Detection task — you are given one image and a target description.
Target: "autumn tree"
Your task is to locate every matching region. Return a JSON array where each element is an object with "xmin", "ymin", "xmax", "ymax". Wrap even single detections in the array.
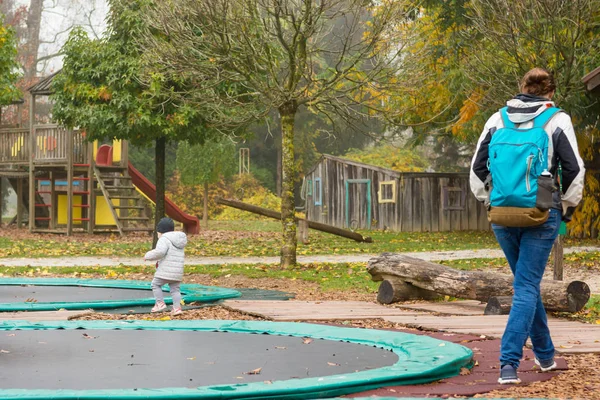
[
  {"xmin": 464, "ymin": 0, "xmax": 600, "ymax": 237},
  {"xmin": 51, "ymin": 0, "xmax": 218, "ymax": 245},
  {"xmin": 144, "ymin": 0, "xmax": 420, "ymax": 266}
]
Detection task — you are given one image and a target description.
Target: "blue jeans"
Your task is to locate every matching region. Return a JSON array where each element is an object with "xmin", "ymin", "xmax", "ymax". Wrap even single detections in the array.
[{"xmin": 492, "ymin": 208, "xmax": 560, "ymax": 368}]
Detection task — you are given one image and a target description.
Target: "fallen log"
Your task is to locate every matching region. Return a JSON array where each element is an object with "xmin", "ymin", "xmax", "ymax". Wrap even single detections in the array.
[
  {"xmin": 216, "ymin": 197, "xmax": 372, "ymax": 243},
  {"xmin": 368, "ymin": 253, "xmax": 590, "ymax": 313}
]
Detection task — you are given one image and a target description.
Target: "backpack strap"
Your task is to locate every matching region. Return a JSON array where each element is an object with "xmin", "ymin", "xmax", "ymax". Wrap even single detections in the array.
[
  {"xmin": 499, "ymin": 107, "xmax": 515, "ymax": 129},
  {"xmin": 533, "ymin": 106, "xmax": 561, "ymax": 129}
]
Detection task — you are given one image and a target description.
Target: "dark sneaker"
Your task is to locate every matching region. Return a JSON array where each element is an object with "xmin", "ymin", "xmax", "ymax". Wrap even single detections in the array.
[
  {"xmin": 498, "ymin": 364, "xmax": 521, "ymax": 384},
  {"xmin": 535, "ymin": 357, "xmax": 557, "ymax": 372}
]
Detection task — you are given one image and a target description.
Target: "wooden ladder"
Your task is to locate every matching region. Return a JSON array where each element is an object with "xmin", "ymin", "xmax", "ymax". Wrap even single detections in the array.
[{"xmin": 93, "ymin": 165, "xmax": 153, "ymax": 235}]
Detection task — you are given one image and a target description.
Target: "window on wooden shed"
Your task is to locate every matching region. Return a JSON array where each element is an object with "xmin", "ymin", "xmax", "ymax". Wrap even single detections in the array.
[
  {"xmin": 314, "ymin": 178, "xmax": 322, "ymax": 206},
  {"xmin": 378, "ymin": 180, "xmax": 396, "ymax": 203},
  {"xmin": 306, "ymin": 179, "xmax": 312, "ymax": 196},
  {"xmin": 442, "ymin": 186, "xmax": 465, "ymax": 210}
]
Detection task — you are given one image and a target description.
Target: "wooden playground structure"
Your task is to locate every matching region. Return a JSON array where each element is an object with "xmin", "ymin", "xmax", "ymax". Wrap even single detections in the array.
[{"xmin": 0, "ymin": 74, "xmax": 199, "ymax": 236}]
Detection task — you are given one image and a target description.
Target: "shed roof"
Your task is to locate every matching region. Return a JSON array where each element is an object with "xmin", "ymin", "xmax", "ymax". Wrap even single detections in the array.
[
  {"xmin": 27, "ymin": 70, "xmax": 61, "ymax": 96},
  {"xmin": 582, "ymin": 66, "xmax": 600, "ymax": 92},
  {"xmin": 306, "ymin": 154, "xmax": 468, "ymax": 179}
]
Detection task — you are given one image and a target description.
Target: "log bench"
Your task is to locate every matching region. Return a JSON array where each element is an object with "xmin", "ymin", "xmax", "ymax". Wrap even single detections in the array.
[{"xmin": 367, "ymin": 253, "xmax": 590, "ymax": 313}]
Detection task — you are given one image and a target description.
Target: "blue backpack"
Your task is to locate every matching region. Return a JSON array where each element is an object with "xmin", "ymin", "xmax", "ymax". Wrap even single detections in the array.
[{"xmin": 486, "ymin": 106, "xmax": 560, "ymax": 227}]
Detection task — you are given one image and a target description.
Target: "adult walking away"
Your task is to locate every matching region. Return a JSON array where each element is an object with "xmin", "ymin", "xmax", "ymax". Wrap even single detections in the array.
[{"xmin": 470, "ymin": 68, "xmax": 585, "ymax": 384}]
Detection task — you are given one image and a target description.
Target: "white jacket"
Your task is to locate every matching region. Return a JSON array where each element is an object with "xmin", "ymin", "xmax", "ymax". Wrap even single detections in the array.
[{"xmin": 144, "ymin": 231, "xmax": 188, "ymax": 281}]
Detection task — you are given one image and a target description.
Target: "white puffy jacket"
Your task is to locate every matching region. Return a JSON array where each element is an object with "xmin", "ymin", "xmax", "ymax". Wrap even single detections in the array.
[{"xmin": 144, "ymin": 231, "xmax": 188, "ymax": 281}]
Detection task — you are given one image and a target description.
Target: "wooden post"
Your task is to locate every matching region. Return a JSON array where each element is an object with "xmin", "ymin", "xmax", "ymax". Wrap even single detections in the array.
[
  {"xmin": 87, "ymin": 141, "xmax": 95, "ymax": 234},
  {"xmin": 28, "ymin": 95, "xmax": 35, "ymax": 232},
  {"xmin": 296, "ymin": 218, "xmax": 309, "ymax": 244},
  {"xmin": 66, "ymin": 129, "xmax": 74, "ymax": 236},
  {"xmin": 49, "ymin": 172, "xmax": 56, "ymax": 230},
  {"xmin": 0, "ymin": 177, "xmax": 3, "ymax": 227},
  {"xmin": 16, "ymin": 177, "xmax": 23, "ymax": 229},
  {"xmin": 553, "ymin": 236, "xmax": 564, "ymax": 281}
]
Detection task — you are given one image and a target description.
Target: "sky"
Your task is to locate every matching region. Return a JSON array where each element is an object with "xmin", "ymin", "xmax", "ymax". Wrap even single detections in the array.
[{"xmin": 15, "ymin": 0, "xmax": 109, "ymax": 74}]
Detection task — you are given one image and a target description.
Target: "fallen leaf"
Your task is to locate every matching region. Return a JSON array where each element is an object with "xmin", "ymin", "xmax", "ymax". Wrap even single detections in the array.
[
  {"xmin": 327, "ymin": 362, "xmax": 340, "ymax": 366},
  {"xmin": 559, "ymin": 345, "xmax": 574, "ymax": 349},
  {"xmin": 6, "ymin": 334, "xmax": 15, "ymax": 337},
  {"xmin": 302, "ymin": 338, "xmax": 313, "ymax": 345},
  {"xmin": 245, "ymin": 367, "xmax": 262, "ymax": 375},
  {"xmin": 479, "ymin": 335, "xmax": 487, "ymax": 339},
  {"xmin": 82, "ymin": 333, "xmax": 97, "ymax": 339},
  {"xmin": 89, "ymin": 349, "xmax": 95, "ymax": 352},
  {"xmin": 187, "ymin": 357, "xmax": 196, "ymax": 361},
  {"xmin": 460, "ymin": 367, "xmax": 471, "ymax": 376},
  {"xmin": 0, "ymin": 349, "xmax": 10, "ymax": 353},
  {"xmin": 274, "ymin": 346, "xmax": 287, "ymax": 350},
  {"xmin": 439, "ymin": 343, "xmax": 446, "ymax": 347},
  {"xmin": 263, "ymin": 380, "xmax": 272, "ymax": 384}
]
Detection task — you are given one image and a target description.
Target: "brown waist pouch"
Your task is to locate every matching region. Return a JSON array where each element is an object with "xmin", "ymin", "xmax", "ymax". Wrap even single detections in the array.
[{"xmin": 488, "ymin": 207, "xmax": 549, "ymax": 227}]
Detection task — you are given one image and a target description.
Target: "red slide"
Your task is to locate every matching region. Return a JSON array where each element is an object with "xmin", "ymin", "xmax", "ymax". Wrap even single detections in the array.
[{"xmin": 128, "ymin": 162, "xmax": 200, "ymax": 234}]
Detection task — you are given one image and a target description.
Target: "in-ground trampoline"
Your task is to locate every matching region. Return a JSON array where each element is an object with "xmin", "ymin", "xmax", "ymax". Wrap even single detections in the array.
[
  {"xmin": 0, "ymin": 320, "xmax": 473, "ymax": 399},
  {"xmin": 0, "ymin": 278, "xmax": 241, "ymax": 311}
]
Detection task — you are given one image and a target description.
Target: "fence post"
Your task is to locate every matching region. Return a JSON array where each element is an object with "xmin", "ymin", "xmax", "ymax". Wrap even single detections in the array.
[{"xmin": 553, "ymin": 235, "xmax": 564, "ymax": 281}]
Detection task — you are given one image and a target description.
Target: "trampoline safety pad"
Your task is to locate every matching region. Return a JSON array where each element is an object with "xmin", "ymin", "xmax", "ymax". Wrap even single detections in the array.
[
  {"xmin": 0, "ymin": 320, "xmax": 473, "ymax": 399},
  {"xmin": 0, "ymin": 278, "xmax": 240, "ymax": 311}
]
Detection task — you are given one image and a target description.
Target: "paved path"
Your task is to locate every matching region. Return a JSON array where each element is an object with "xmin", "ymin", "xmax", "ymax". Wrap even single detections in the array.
[{"xmin": 0, "ymin": 246, "xmax": 598, "ymax": 267}]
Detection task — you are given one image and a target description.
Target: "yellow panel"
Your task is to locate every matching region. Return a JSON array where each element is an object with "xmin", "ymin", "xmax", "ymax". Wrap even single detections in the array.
[
  {"xmin": 57, "ymin": 195, "xmax": 83, "ymax": 225},
  {"xmin": 95, "ymin": 196, "xmax": 119, "ymax": 225},
  {"xmin": 112, "ymin": 139, "xmax": 121, "ymax": 163},
  {"xmin": 93, "ymin": 140, "xmax": 98, "ymax": 161}
]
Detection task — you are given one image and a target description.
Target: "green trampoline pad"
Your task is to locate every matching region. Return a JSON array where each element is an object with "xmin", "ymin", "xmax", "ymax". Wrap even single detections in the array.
[
  {"xmin": 0, "ymin": 278, "xmax": 240, "ymax": 311},
  {"xmin": 0, "ymin": 320, "xmax": 473, "ymax": 399}
]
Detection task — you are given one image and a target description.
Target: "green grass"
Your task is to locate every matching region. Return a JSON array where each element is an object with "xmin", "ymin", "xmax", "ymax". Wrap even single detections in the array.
[{"xmin": 0, "ymin": 262, "xmax": 379, "ymax": 294}]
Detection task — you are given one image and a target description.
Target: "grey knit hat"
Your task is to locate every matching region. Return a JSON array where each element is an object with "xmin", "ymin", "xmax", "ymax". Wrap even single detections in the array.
[{"xmin": 156, "ymin": 217, "xmax": 175, "ymax": 233}]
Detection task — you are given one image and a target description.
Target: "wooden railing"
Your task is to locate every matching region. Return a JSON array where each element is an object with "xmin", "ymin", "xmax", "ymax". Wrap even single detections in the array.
[
  {"xmin": 0, "ymin": 125, "xmax": 90, "ymax": 166},
  {"xmin": 0, "ymin": 128, "xmax": 29, "ymax": 164},
  {"xmin": 32, "ymin": 124, "xmax": 69, "ymax": 163}
]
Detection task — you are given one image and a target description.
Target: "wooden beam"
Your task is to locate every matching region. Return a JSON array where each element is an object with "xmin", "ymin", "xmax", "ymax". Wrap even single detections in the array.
[
  {"xmin": 16, "ymin": 177, "xmax": 23, "ymax": 229},
  {"xmin": 216, "ymin": 197, "xmax": 372, "ymax": 243},
  {"xmin": 88, "ymin": 141, "xmax": 95, "ymax": 234},
  {"xmin": 66, "ymin": 129, "xmax": 74, "ymax": 236},
  {"xmin": 28, "ymin": 95, "xmax": 35, "ymax": 232}
]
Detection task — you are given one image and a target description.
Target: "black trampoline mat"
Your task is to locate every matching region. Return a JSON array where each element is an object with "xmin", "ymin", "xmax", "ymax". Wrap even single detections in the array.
[
  {"xmin": 1, "ymin": 330, "xmax": 398, "ymax": 390},
  {"xmin": 0, "ymin": 285, "xmax": 155, "ymax": 303}
]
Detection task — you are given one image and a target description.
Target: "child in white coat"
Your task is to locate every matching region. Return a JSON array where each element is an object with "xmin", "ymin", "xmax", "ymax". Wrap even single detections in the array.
[{"xmin": 144, "ymin": 217, "xmax": 188, "ymax": 315}]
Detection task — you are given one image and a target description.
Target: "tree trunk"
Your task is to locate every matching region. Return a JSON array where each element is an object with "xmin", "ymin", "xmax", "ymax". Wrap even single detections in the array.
[
  {"xmin": 216, "ymin": 197, "xmax": 372, "ymax": 243},
  {"xmin": 203, "ymin": 181, "xmax": 208, "ymax": 228},
  {"xmin": 153, "ymin": 136, "xmax": 166, "ymax": 248},
  {"xmin": 24, "ymin": 0, "xmax": 43, "ymax": 80},
  {"xmin": 368, "ymin": 253, "xmax": 590, "ymax": 312},
  {"xmin": 279, "ymin": 102, "xmax": 298, "ymax": 267},
  {"xmin": 276, "ymin": 144, "xmax": 282, "ymax": 197}
]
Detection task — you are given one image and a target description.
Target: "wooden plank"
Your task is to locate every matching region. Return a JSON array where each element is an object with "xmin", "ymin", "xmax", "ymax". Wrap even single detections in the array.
[
  {"xmin": 398, "ymin": 300, "xmax": 486, "ymax": 316},
  {"xmin": 223, "ymin": 300, "xmax": 426, "ymax": 321},
  {"xmin": 413, "ymin": 179, "xmax": 422, "ymax": 232},
  {"xmin": 0, "ymin": 310, "xmax": 92, "ymax": 321},
  {"xmin": 439, "ymin": 178, "xmax": 450, "ymax": 231},
  {"xmin": 421, "ymin": 177, "xmax": 432, "ymax": 232},
  {"xmin": 402, "ymin": 177, "xmax": 412, "ymax": 231}
]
